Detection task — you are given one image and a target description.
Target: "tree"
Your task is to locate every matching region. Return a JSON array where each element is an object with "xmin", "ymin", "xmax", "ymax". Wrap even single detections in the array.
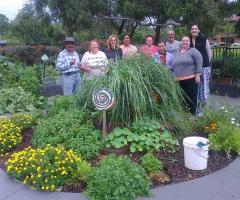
[
  {"xmin": 33, "ymin": 0, "xmax": 111, "ymax": 35},
  {"xmin": 0, "ymin": 14, "xmax": 10, "ymax": 35}
]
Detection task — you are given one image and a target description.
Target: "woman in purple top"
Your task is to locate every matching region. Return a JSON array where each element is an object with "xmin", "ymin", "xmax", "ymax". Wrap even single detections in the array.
[{"xmin": 103, "ymin": 35, "xmax": 123, "ymax": 61}]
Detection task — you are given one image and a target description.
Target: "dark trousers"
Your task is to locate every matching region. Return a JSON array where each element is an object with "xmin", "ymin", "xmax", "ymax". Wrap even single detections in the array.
[{"xmin": 179, "ymin": 78, "xmax": 199, "ymax": 115}]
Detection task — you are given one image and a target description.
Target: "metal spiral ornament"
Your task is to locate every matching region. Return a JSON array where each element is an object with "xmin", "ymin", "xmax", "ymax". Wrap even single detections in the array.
[{"xmin": 92, "ymin": 88, "xmax": 115, "ymax": 110}]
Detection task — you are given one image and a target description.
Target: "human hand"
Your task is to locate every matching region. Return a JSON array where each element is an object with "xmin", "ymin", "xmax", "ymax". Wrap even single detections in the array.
[
  {"xmin": 70, "ymin": 59, "xmax": 76, "ymax": 65},
  {"xmin": 195, "ymin": 75, "xmax": 200, "ymax": 84}
]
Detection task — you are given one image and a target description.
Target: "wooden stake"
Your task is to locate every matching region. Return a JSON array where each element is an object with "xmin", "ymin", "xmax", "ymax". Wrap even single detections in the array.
[{"xmin": 102, "ymin": 110, "xmax": 107, "ymax": 136}]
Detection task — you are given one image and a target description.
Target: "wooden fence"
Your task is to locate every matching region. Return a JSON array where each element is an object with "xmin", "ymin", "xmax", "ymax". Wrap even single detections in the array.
[{"xmin": 211, "ymin": 47, "xmax": 240, "ymax": 60}]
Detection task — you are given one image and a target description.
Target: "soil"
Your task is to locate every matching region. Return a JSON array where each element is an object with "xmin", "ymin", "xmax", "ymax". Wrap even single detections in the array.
[{"xmin": 0, "ymin": 129, "xmax": 237, "ymax": 192}]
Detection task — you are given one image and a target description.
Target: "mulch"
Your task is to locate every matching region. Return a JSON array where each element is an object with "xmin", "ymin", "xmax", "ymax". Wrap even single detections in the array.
[{"xmin": 0, "ymin": 128, "xmax": 237, "ymax": 192}]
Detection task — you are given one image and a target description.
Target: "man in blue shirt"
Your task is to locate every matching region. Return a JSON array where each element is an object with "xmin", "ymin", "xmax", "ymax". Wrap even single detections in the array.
[{"xmin": 56, "ymin": 37, "xmax": 81, "ymax": 96}]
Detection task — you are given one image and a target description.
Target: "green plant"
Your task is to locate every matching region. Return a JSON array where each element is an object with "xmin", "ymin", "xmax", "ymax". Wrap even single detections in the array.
[
  {"xmin": 10, "ymin": 114, "xmax": 36, "ymax": 129},
  {"xmin": 141, "ymin": 153, "xmax": 163, "ymax": 174},
  {"xmin": 32, "ymin": 108, "xmax": 103, "ymax": 160},
  {"xmin": 86, "ymin": 155, "xmax": 150, "ymax": 200},
  {"xmin": 130, "ymin": 117, "xmax": 178, "ymax": 153},
  {"xmin": 209, "ymin": 121, "xmax": 240, "ymax": 154},
  {"xmin": 0, "ymin": 117, "xmax": 22, "ymax": 156},
  {"xmin": 0, "ymin": 87, "xmax": 37, "ymax": 114},
  {"xmin": 104, "ymin": 127, "xmax": 134, "ymax": 148},
  {"xmin": 47, "ymin": 95, "xmax": 76, "ymax": 116},
  {"xmin": 5, "ymin": 146, "xmax": 91, "ymax": 191},
  {"xmin": 76, "ymin": 55, "xmax": 187, "ymax": 133}
]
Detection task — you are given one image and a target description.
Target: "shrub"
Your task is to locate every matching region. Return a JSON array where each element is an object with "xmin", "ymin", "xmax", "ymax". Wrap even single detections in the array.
[
  {"xmin": 86, "ymin": 155, "xmax": 150, "ymax": 200},
  {"xmin": 32, "ymin": 109, "xmax": 102, "ymax": 160},
  {"xmin": 76, "ymin": 55, "xmax": 188, "ymax": 133},
  {"xmin": 47, "ymin": 95, "xmax": 76, "ymax": 116},
  {"xmin": 10, "ymin": 114, "xmax": 36, "ymax": 129},
  {"xmin": 0, "ymin": 87, "xmax": 42, "ymax": 114},
  {"xmin": 5, "ymin": 146, "xmax": 91, "ymax": 191},
  {"xmin": 141, "ymin": 153, "xmax": 163, "ymax": 174},
  {"xmin": 0, "ymin": 45, "xmax": 60, "ymax": 65},
  {"xmin": 0, "ymin": 117, "xmax": 22, "ymax": 156}
]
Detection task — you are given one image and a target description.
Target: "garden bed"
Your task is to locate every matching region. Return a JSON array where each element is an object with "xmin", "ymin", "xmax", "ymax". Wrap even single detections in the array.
[{"xmin": 0, "ymin": 128, "xmax": 236, "ymax": 192}]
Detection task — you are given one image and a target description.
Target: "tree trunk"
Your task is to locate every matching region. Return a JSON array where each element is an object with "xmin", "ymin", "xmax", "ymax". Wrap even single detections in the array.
[
  {"xmin": 118, "ymin": 20, "xmax": 125, "ymax": 35},
  {"xmin": 154, "ymin": 25, "xmax": 161, "ymax": 45}
]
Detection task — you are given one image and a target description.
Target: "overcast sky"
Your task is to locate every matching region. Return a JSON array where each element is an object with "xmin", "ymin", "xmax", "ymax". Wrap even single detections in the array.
[{"xmin": 0, "ymin": 0, "xmax": 27, "ymax": 20}]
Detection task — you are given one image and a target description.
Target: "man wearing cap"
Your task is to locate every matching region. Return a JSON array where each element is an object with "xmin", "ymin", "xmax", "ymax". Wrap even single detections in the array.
[{"xmin": 56, "ymin": 37, "xmax": 81, "ymax": 95}]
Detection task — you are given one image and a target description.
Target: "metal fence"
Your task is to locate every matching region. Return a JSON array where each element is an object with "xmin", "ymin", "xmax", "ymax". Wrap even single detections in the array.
[{"xmin": 211, "ymin": 47, "xmax": 240, "ymax": 60}]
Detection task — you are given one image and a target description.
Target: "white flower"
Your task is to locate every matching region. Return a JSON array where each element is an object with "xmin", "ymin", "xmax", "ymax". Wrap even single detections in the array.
[
  {"xmin": 220, "ymin": 106, "xmax": 225, "ymax": 109},
  {"xmin": 231, "ymin": 121, "xmax": 236, "ymax": 125},
  {"xmin": 236, "ymin": 123, "xmax": 240, "ymax": 127},
  {"xmin": 231, "ymin": 118, "xmax": 236, "ymax": 121}
]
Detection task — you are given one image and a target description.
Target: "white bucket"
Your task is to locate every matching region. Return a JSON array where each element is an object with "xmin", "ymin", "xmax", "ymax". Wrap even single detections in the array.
[{"xmin": 183, "ymin": 136, "xmax": 209, "ymax": 170}]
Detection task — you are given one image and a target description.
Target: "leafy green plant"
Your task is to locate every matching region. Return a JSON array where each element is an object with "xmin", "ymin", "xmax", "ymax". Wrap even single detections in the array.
[
  {"xmin": 86, "ymin": 155, "xmax": 150, "ymax": 200},
  {"xmin": 32, "ymin": 108, "xmax": 103, "ymax": 160},
  {"xmin": 76, "ymin": 55, "xmax": 188, "ymax": 133},
  {"xmin": 104, "ymin": 127, "xmax": 134, "ymax": 148},
  {"xmin": 5, "ymin": 146, "xmax": 91, "ymax": 191},
  {"xmin": 141, "ymin": 153, "xmax": 163, "ymax": 174},
  {"xmin": 0, "ymin": 87, "xmax": 38, "ymax": 114},
  {"xmin": 47, "ymin": 95, "xmax": 76, "ymax": 116},
  {"xmin": 130, "ymin": 117, "xmax": 178, "ymax": 153},
  {"xmin": 10, "ymin": 113, "xmax": 36, "ymax": 130}
]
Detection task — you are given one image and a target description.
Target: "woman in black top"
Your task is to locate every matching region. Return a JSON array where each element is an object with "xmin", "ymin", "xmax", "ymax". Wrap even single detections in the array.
[{"xmin": 190, "ymin": 24, "xmax": 212, "ymax": 111}]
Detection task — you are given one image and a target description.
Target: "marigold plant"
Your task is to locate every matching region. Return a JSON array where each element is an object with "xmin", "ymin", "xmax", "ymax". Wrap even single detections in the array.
[
  {"xmin": 5, "ymin": 146, "xmax": 91, "ymax": 191},
  {"xmin": 11, "ymin": 114, "xmax": 35, "ymax": 129},
  {"xmin": 0, "ymin": 117, "xmax": 22, "ymax": 156}
]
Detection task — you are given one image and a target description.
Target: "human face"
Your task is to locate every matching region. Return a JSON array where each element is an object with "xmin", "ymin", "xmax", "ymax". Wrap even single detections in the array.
[
  {"xmin": 90, "ymin": 41, "xmax": 99, "ymax": 54},
  {"xmin": 181, "ymin": 36, "xmax": 190, "ymax": 50},
  {"xmin": 158, "ymin": 43, "xmax": 166, "ymax": 54},
  {"xmin": 191, "ymin": 25, "xmax": 200, "ymax": 37},
  {"xmin": 65, "ymin": 42, "xmax": 75, "ymax": 53},
  {"xmin": 167, "ymin": 31, "xmax": 175, "ymax": 42},
  {"xmin": 146, "ymin": 36, "xmax": 153, "ymax": 46},
  {"xmin": 123, "ymin": 35, "xmax": 131, "ymax": 46},
  {"xmin": 110, "ymin": 37, "xmax": 117, "ymax": 48}
]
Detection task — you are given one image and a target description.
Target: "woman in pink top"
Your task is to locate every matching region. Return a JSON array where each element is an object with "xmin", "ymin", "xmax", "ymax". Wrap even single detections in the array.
[{"xmin": 140, "ymin": 35, "xmax": 158, "ymax": 56}]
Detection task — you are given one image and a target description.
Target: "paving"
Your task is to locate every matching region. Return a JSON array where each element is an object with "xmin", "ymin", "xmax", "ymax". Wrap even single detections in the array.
[{"xmin": 0, "ymin": 95, "xmax": 239, "ymax": 200}]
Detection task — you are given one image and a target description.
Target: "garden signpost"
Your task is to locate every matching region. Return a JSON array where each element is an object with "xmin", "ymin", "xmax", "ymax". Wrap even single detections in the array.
[{"xmin": 92, "ymin": 88, "xmax": 115, "ymax": 136}]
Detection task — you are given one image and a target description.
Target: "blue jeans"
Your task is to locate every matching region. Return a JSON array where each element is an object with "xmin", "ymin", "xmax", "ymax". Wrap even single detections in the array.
[{"xmin": 62, "ymin": 73, "xmax": 81, "ymax": 96}]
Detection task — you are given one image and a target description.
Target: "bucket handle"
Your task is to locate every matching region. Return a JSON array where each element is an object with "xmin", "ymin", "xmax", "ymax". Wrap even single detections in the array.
[{"xmin": 193, "ymin": 148, "xmax": 209, "ymax": 159}]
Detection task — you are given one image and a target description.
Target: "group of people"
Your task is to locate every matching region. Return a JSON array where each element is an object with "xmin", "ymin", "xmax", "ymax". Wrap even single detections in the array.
[{"xmin": 56, "ymin": 24, "xmax": 211, "ymax": 115}]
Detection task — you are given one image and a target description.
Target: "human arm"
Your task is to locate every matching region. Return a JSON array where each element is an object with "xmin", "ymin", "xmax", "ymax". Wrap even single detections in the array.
[
  {"xmin": 80, "ymin": 52, "xmax": 92, "ymax": 72},
  {"xmin": 56, "ymin": 51, "xmax": 71, "ymax": 72},
  {"xmin": 206, "ymin": 39, "xmax": 212, "ymax": 62},
  {"xmin": 192, "ymin": 49, "xmax": 203, "ymax": 84}
]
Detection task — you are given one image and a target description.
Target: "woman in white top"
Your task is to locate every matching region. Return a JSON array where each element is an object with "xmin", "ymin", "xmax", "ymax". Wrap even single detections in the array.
[{"xmin": 81, "ymin": 39, "xmax": 108, "ymax": 80}]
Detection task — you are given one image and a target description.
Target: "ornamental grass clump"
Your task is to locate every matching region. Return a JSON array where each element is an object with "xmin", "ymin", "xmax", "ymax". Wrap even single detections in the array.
[
  {"xmin": 0, "ymin": 117, "xmax": 22, "ymax": 156},
  {"xmin": 76, "ymin": 56, "xmax": 188, "ymax": 132},
  {"xmin": 5, "ymin": 146, "xmax": 91, "ymax": 191},
  {"xmin": 86, "ymin": 155, "xmax": 150, "ymax": 200}
]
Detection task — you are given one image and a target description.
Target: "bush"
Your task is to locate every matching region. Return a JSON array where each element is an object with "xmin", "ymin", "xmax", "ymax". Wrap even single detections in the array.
[
  {"xmin": 32, "ymin": 109, "xmax": 103, "ymax": 160},
  {"xmin": 0, "ymin": 117, "xmax": 22, "ymax": 156},
  {"xmin": 0, "ymin": 57, "xmax": 40, "ymax": 95},
  {"xmin": 0, "ymin": 87, "xmax": 38, "ymax": 114},
  {"xmin": 47, "ymin": 95, "xmax": 76, "ymax": 116},
  {"xmin": 141, "ymin": 153, "xmax": 163, "ymax": 174},
  {"xmin": 10, "ymin": 114, "xmax": 36, "ymax": 129},
  {"xmin": 5, "ymin": 146, "xmax": 91, "ymax": 191},
  {"xmin": 86, "ymin": 155, "xmax": 150, "ymax": 200},
  {"xmin": 0, "ymin": 45, "xmax": 60, "ymax": 65},
  {"xmin": 76, "ymin": 55, "xmax": 189, "ymax": 133}
]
